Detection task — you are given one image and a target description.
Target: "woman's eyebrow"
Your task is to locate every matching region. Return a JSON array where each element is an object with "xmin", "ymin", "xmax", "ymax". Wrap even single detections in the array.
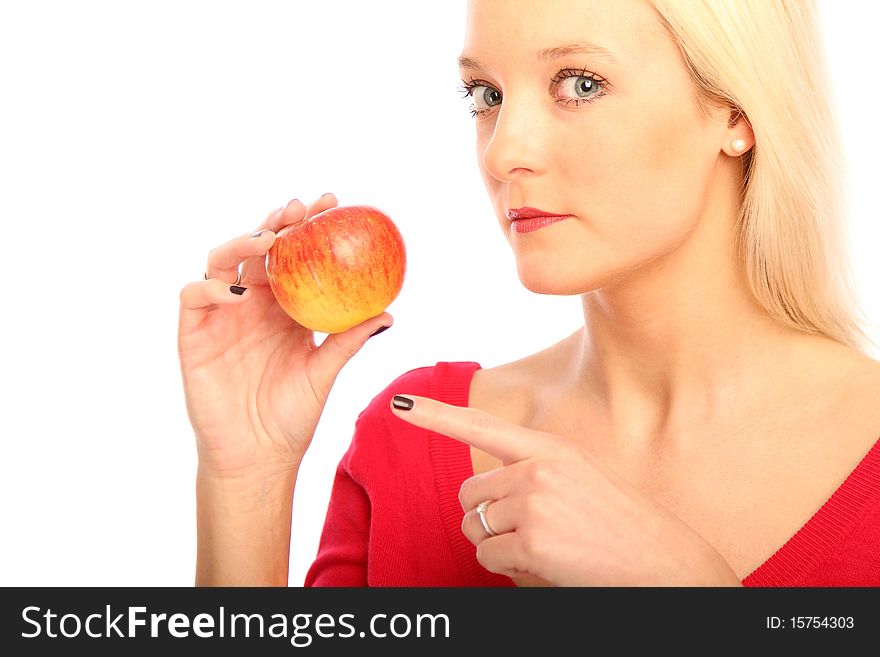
[
  {"xmin": 458, "ymin": 42, "xmax": 618, "ymax": 70},
  {"xmin": 538, "ymin": 42, "xmax": 618, "ymax": 64}
]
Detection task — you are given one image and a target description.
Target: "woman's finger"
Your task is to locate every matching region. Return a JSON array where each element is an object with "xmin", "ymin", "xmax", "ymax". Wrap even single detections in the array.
[
  {"xmin": 300, "ymin": 192, "xmax": 338, "ymax": 222},
  {"xmin": 201, "ymin": 193, "xmax": 340, "ymax": 286},
  {"xmin": 260, "ymin": 193, "xmax": 337, "ymax": 235},
  {"xmin": 474, "ymin": 531, "xmax": 527, "ymax": 578},
  {"xmin": 178, "ymin": 278, "xmax": 250, "ymax": 333},
  {"xmin": 254, "ymin": 203, "xmax": 298, "ymax": 234},
  {"xmin": 458, "ymin": 457, "xmax": 532, "ymax": 512},
  {"xmin": 239, "ymin": 193, "xmax": 340, "ymax": 283},
  {"xmin": 461, "ymin": 496, "xmax": 516, "ymax": 545},
  {"xmin": 206, "ymin": 226, "xmax": 278, "ymax": 285}
]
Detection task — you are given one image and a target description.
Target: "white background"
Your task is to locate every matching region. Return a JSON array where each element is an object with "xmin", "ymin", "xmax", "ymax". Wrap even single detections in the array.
[{"xmin": 0, "ymin": 1, "xmax": 877, "ymax": 586}]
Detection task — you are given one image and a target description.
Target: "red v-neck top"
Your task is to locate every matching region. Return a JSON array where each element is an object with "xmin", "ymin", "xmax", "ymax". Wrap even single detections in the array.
[{"xmin": 304, "ymin": 361, "xmax": 880, "ymax": 587}]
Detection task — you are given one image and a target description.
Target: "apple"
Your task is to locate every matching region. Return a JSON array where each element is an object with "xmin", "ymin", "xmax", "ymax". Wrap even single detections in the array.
[{"xmin": 265, "ymin": 204, "xmax": 406, "ymax": 333}]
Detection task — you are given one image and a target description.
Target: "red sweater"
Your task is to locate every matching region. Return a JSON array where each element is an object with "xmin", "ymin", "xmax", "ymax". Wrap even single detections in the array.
[{"xmin": 304, "ymin": 361, "xmax": 880, "ymax": 586}]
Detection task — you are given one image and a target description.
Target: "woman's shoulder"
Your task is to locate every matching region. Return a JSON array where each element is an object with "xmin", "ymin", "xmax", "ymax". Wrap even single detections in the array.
[
  {"xmin": 346, "ymin": 351, "xmax": 547, "ymax": 454},
  {"xmin": 351, "ymin": 360, "xmax": 484, "ymax": 439},
  {"xmin": 341, "ymin": 361, "xmax": 484, "ymax": 478},
  {"xmin": 831, "ymin": 347, "xmax": 880, "ymax": 430}
]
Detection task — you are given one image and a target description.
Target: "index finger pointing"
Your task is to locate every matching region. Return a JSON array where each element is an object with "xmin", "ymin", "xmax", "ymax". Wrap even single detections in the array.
[{"xmin": 389, "ymin": 394, "xmax": 539, "ymax": 464}]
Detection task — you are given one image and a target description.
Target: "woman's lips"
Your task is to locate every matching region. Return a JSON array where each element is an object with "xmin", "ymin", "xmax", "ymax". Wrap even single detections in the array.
[
  {"xmin": 507, "ymin": 207, "xmax": 569, "ymax": 220},
  {"xmin": 507, "ymin": 207, "xmax": 573, "ymax": 233}
]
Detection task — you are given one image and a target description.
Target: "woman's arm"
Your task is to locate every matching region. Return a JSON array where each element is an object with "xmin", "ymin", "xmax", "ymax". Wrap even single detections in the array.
[{"xmin": 195, "ymin": 465, "xmax": 299, "ymax": 586}]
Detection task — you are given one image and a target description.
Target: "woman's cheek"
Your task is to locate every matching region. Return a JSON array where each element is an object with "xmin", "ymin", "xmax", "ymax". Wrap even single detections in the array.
[{"xmin": 600, "ymin": 123, "xmax": 710, "ymax": 250}]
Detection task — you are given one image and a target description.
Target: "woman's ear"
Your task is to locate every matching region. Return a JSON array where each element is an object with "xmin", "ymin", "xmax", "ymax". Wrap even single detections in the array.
[
  {"xmin": 723, "ymin": 107, "xmax": 754, "ymax": 156},
  {"xmin": 728, "ymin": 107, "xmax": 745, "ymax": 129}
]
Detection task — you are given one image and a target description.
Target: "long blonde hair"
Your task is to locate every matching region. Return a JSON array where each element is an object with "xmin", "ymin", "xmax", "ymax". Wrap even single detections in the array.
[{"xmin": 651, "ymin": 0, "xmax": 877, "ymax": 356}]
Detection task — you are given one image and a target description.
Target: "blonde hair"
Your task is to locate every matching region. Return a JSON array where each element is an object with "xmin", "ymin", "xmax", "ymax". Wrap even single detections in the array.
[{"xmin": 650, "ymin": 0, "xmax": 877, "ymax": 356}]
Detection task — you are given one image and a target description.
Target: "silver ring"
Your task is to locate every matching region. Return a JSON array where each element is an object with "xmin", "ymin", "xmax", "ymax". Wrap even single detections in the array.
[
  {"xmin": 476, "ymin": 500, "xmax": 498, "ymax": 537},
  {"xmin": 204, "ymin": 269, "xmax": 242, "ymax": 286}
]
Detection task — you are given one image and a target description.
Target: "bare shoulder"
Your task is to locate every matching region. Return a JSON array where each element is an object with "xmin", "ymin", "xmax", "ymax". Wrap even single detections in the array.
[
  {"xmin": 849, "ymin": 349, "xmax": 880, "ymax": 387},
  {"xmin": 466, "ymin": 332, "xmax": 580, "ymax": 475},
  {"xmin": 468, "ymin": 327, "xmax": 583, "ymax": 409},
  {"xmin": 793, "ymin": 338, "xmax": 880, "ymax": 458},
  {"xmin": 467, "ymin": 353, "xmax": 539, "ymax": 425},
  {"xmin": 805, "ymin": 340, "xmax": 880, "ymax": 413},
  {"xmin": 849, "ymin": 352, "xmax": 880, "ymax": 396},
  {"xmin": 841, "ymin": 349, "xmax": 880, "ymax": 434},
  {"xmin": 468, "ymin": 332, "xmax": 880, "ymax": 452}
]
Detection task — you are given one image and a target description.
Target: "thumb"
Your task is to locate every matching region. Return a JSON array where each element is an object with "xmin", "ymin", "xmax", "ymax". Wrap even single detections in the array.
[{"xmin": 311, "ymin": 312, "xmax": 394, "ymax": 374}]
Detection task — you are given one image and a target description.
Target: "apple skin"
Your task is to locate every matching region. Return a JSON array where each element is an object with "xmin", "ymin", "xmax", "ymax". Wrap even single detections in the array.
[{"xmin": 265, "ymin": 204, "xmax": 406, "ymax": 334}]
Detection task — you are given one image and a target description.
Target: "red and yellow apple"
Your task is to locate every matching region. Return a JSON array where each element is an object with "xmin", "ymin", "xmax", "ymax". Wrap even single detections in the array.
[{"xmin": 265, "ymin": 204, "xmax": 406, "ymax": 333}]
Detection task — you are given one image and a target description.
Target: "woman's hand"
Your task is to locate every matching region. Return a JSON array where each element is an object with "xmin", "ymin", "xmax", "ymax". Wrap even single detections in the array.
[
  {"xmin": 178, "ymin": 194, "xmax": 393, "ymax": 479},
  {"xmin": 389, "ymin": 395, "xmax": 742, "ymax": 587}
]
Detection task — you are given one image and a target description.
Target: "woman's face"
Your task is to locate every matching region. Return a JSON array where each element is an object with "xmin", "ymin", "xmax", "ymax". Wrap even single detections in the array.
[{"xmin": 460, "ymin": 0, "xmax": 731, "ymax": 294}]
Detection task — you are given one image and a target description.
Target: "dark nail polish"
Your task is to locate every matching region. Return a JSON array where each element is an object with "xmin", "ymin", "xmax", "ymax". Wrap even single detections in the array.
[
  {"xmin": 230, "ymin": 285, "xmax": 247, "ymax": 295},
  {"xmin": 250, "ymin": 229, "xmax": 266, "ymax": 238},
  {"xmin": 392, "ymin": 395, "xmax": 414, "ymax": 411},
  {"xmin": 370, "ymin": 325, "xmax": 391, "ymax": 338}
]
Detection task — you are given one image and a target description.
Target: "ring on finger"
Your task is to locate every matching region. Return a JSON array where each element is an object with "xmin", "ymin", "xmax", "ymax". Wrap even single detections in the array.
[{"xmin": 476, "ymin": 500, "xmax": 498, "ymax": 537}]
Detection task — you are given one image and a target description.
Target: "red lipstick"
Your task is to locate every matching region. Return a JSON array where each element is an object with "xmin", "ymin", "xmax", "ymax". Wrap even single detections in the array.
[{"xmin": 507, "ymin": 207, "xmax": 572, "ymax": 234}]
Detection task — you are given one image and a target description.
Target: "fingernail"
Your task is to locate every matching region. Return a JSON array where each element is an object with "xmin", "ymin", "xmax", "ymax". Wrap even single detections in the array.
[
  {"xmin": 229, "ymin": 285, "xmax": 247, "ymax": 295},
  {"xmin": 321, "ymin": 192, "xmax": 333, "ymax": 198},
  {"xmin": 250, "ymin": 229, "xmax": 266, "ymax": 238},
  {"xmin": 392, "ymin": 395, "xmax": 414, "ymax": 411},
  {"xmin": 369, "ymin": 325, "xmax": 391, "ymax": 338}
]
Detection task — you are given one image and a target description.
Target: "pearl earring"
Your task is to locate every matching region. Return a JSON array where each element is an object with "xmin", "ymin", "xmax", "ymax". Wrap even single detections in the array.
[{"xmin": 731, "ymin": 138, "xmax": 747, "ymax": 153}]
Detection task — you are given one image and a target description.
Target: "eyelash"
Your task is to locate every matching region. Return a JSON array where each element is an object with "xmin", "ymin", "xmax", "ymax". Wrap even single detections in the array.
[{"xmin": 457, "ymin": 67, "xmax": 609, "ymax": 118}]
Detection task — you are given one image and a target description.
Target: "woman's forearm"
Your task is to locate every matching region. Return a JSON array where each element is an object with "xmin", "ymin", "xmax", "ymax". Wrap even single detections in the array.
[{"xmin": 195, "ymin": 464, "xmax": 299, "ymax": 586}]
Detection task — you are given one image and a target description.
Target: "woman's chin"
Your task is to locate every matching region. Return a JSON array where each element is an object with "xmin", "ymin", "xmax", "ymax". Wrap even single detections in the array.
[{"xmin": 515, "ymin": 266, "xmax": 603, "ymax": 296}]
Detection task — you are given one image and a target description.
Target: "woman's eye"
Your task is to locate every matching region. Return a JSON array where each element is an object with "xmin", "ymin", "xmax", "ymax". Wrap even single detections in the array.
[
  {"xmin": 472, "ymin": 85, "xmax": 502, "ymax": 110},
  {"xmin": 558, "ymin": 75, "xmax": 601, "ymax": 101}
]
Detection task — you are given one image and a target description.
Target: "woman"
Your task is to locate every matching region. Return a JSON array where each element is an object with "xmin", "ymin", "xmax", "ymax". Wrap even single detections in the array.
[{"xmin": 178, "ymin": 0, "xmax": 880, "ymax": 586}]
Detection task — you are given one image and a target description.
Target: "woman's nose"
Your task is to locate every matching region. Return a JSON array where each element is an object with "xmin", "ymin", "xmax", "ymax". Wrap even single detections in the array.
[{"xmin": 480, "ymin": 100, "xmax": 547, "ymax": 182}]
